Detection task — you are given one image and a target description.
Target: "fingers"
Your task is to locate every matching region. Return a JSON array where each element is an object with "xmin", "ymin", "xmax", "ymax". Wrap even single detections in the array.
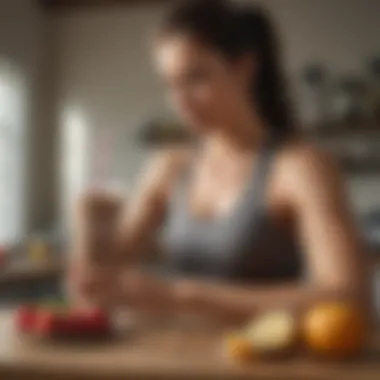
[
  {"xmin": 77, "ymin": 265, "xmax": 110, "ymax": 295},
  {"xmin": 75, "ymin": 266, "xmax": 121, "ymax": 311},
  {"xmin": 120, "ymin": 270, "xmax": 175, "ymax": 312},
  {"xmin": 74, "ymin": 265, "xmax": 175, "ymax": 314}
]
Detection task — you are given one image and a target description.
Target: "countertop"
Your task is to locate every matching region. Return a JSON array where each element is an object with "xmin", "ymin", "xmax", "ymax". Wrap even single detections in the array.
[{"xmin": 0, "ymin": 311, "xmax": 379, "ymax": 380}]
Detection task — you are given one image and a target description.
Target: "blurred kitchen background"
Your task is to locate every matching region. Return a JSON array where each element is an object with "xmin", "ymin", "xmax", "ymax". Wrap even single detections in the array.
[{"xmin": 0, "ymin": 0, "xmax": 380, "ymax": 307}]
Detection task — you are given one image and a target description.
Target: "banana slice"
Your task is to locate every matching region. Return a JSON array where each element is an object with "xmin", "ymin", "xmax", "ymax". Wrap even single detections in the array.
[
  {"xmin": 224, "ymin": 331, "xmax": 254, "ymax": 362},
  {"xmin": 245, "ymin": 310, "xmax": 298, "ymax": 356}
]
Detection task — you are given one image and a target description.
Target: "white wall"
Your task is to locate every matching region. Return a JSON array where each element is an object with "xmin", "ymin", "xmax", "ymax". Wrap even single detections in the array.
[
  {"xmin": 0, "ymin": 0, "xmax": 56, "ymax": 237},
  {"xmin": 265, "ymin": 0, "xmax": 380, "ymax": 75},
  {"xmin": 55, "ymin": 4, "xmax": 167, "ymax": 184},
  {"xmin": 53, "ymin": 0, "xmax": 380, "ymax": 215},
  {"xmin": 264, "ymin": 0, "xmax": 380, "ymax": 124}
]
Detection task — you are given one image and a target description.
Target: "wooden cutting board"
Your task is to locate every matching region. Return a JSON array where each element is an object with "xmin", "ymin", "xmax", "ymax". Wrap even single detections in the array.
[{"xmin": 0, "ymin": 310, "xmax": 379, "ymax": 380}]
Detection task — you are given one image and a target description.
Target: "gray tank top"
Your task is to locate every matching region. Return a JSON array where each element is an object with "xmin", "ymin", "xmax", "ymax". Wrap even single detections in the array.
[{"xmin": 163, "ymin": 139, "xmax": 303, "ymax": 284}]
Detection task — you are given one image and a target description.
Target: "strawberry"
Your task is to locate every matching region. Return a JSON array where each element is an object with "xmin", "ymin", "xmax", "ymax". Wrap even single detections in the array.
[
  {"xmin": 69, "ymin": 308, "xmax": 110, "ymax": 335},
  {"xmin": 85, "ymin": 308, "xmax": 110, "ymax": 332},
  {"xmin": 88, "ymin": 308, "xmax": 109, "ymax": 324},
  {"xmin": 23, "ymin": 306, "xmax": 112, "ymax": 339},
  {"xmin": 16, "ymin": 306, "xmax": 37, "ymax": 333},
  {"xmin": 34, "ymin": 310, "xmax": 57, "ymax": 336},
  {"xmin": 64, "ymin": 314, "xmax": 89, "ymax": 335},
  {"xmin": 34, "ymin": 310, "xmax": 69, "ymax": 337}
]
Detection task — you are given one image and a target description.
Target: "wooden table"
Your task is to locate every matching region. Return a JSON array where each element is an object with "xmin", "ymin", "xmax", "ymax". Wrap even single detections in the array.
[{"xmin": 0, "ymin": 311, "xmax": 379, "ymax": 380}]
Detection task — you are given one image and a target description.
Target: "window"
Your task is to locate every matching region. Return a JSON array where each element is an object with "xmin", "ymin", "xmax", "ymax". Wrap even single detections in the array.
[
  {"xmin": 60, "ymin": 105, "xmax": 89, "ymax": 231},
  {"xmin": 0, "ymin": 61, "xmax": 25, "ymax": 245}
]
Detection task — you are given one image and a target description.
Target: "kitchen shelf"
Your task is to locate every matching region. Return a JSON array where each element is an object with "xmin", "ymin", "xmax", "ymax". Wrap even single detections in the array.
[
  {"xmin": 0, "ymin": 259, "xmax": 65, "ymax": 287},
  {"xmin": 304, "ymin": 126, "xmax": 380, "ymax": 141},
  {"xmin": 40, "ymin": 0, "xmax": 170, "ymax": 10}
]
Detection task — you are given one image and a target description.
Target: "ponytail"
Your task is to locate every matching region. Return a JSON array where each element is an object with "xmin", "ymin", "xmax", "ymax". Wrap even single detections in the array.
[{"xmin": 238, "ymin": 7, "xmax": 295, "ymax": 136}]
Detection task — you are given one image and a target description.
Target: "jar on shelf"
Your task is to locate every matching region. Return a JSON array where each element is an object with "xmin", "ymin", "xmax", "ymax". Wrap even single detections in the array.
[
  {"xmin": 27, "ymin": 235, "xmax": 51, "ymax": 263},
  {"xmin": 299, "ymin": 64, "xmax": 330, "ymax": 132},
  {"xmin": 368, "ymin": 55, "xmax": 380, "ymax": 126},
  {"xmin": 330, "ymin": 76, "xmax": 370, "ymax": 130}
]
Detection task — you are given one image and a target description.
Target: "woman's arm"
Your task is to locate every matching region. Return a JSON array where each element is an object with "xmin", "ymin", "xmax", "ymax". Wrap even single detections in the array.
[
  {"xmin": 71, "ymin": 147, "xmax": 189, "ymax": 307},
  {"xmin": 118, "ymin": 148, "xmax": 190, "ymax": 263}
]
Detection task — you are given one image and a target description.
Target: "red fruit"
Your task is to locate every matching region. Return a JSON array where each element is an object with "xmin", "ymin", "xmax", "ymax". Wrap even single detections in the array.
[
  {"xmin": 79, "ymin": 309, "xmax": 109, "ymax": 333},
  {"xmin": 64, "ymin": 314, "xmax": 87, "ymax": 335},
  {"xmin": 60, "ymin": 308, "xmax": 109, "ymax": 337},
  {"xmin": 89, "ymin": 308, "xmax": 108, "ymax": 323},
  {"xmin": 52, "ymin": 314, "xmax": 74, "ymax": 335},
  {"xmin": 25, "ymin": 307, "xmax": 112, "ymax": 339},
  {"xmin": 34, "ymin": 310, "xmax": 62, "ymax": 336},
  {"xmin": 86, "ymin": 309, "xmax": 110, "ymax": 332},
  {"xmin": 16, "ymin": 306, "xmax": 37, "ymax": 333}
]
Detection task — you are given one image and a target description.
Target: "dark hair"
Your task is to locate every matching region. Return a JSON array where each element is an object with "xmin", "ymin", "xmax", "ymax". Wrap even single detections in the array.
[{"xmin": 158, "ymin": 0, "xmax": 295, "ymax": 137}]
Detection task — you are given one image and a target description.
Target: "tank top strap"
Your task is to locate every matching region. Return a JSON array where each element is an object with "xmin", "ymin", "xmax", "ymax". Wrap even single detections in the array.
[
  {"xmin": 177, "ymin": 143, "xmax": 200, "ymax": 188},
  {"xmin": 250, "ymin": 136, "xmax": 280, "ymax": 210},
  {"xmin": 169, "ymin": 143, "xmax": 200, "ymax": 212},
  {"xmin": 171, "ymin": 137, "xmax": 280, "ymax": 215}
]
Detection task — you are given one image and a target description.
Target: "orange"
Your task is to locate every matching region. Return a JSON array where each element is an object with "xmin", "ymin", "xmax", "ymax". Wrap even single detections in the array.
[
  {"xmin": 224, "ymin": 332, "xmax": 253, "ymax": 362},
  {"xmin": 303, "ymin": 302, "xmax": 367, "ymax": 358}
]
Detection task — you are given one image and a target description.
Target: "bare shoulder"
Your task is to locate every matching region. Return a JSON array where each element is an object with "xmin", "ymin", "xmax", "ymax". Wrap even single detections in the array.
[
  {"xmin": 274, "ymin": 140, "xmax": 345, "ymax": 201},
  {"xmin": 278, "ymin": 141, "xmax": 338, "ymax": 176}
]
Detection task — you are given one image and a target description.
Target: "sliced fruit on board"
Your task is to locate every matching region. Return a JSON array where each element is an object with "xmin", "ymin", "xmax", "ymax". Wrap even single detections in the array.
[
  {"xmin": 224, "ymin": 332, "xmax": 254, "ymax": 362},
  {"xmin": 15, "ymin": 305, "xmax": 111, "ymax": 338},
  {"xmin": 16, "ymin": 306, "xmax": 38, "ymax": 333},
  {"xmin": 34, "ymin": 310, "xmax": 66, "ymax": 336},
  {"xmin": 63, "ymin": 310, "xmax": 110, "ymax": 335},
  {"xmin": 245, "ymin": 310, "xmax": 298, "ymax": 357}
]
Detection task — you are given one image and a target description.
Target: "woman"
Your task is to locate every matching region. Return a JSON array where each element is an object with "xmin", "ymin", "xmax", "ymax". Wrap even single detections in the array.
[{"xmin": 76, "ymin": 0, "xmax": 369, "ymax": 322}]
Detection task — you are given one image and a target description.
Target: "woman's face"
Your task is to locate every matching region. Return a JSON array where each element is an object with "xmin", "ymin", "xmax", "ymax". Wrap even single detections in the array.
[{"xmin": 154, "ymin": 34, "xmax": 252, "ymax": 133}]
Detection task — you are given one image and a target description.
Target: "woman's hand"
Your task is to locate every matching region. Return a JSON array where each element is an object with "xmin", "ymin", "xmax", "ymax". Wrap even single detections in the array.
[
  {"xmin": 74, "ymin": 263, "xmax": 258, "ymax": 324},
  {"xmin": 77, "ymin": 265, "xmax": 176, "ymax": 313}
]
